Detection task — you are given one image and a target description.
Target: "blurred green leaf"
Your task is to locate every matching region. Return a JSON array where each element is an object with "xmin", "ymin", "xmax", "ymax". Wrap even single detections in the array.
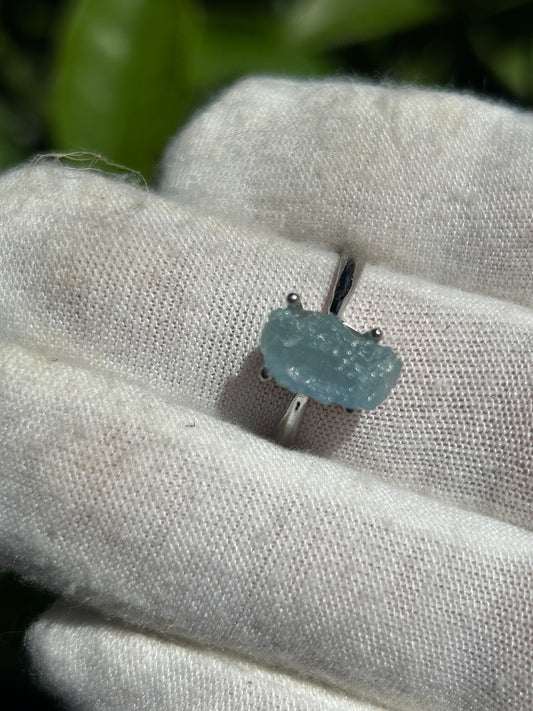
[
  {"xmin": 383, "ymin": 39, "xmax": 454, "ymax": 86},
  {"xmin": 196, "ymin": 13, "xmax": 332, "ymax": 89},
  {"xmin": 472, "ymin": 30, "xmax": 533, "ymax": 101},
  {"xmin": 470, "ymin": 2, "xmax": 533, "ymax": 103},
  {"xmin": 462, "ymin": 0, "xmax": 533, "ymax": 17},
  {"xmin": 51, "ymin": 0, "xmax": 200, "ymax": 179},
  {"xmin": 282, "ymin": 0, "xmax": 449, "ymax": 49},
  {"xmin": 0, "ymin": 102, "xmax": 32, "ymax": 169}
]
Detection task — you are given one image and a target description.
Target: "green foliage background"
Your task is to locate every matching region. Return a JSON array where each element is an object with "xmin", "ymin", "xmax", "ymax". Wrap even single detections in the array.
[
  {"xmin": 1, "ymin": 0, "xmax": 533, "ymax": 707},
  {"xmin": 3, "ymin": 0, "xmax": 533, "ymax": 181}
]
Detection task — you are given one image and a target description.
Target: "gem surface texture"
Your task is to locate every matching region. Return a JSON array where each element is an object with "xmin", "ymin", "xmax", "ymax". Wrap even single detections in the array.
[{"xmin": 260, "ymin": 303, "xmax": 402, "ymax": 410}]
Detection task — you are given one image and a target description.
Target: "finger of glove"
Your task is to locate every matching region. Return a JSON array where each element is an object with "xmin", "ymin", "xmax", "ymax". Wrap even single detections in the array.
[
  {"xmin": 0, "ymin": 164, "xmax": 531, "ymax": 527},
  {"xmin": 27, "ymin": 605, "xmax": 378, "ymax": 711},
  {"xmin": 1, "ymin": 347, "xmax": 532, "ymax": 711},
  {"xmin": 161, "ymin": 78, "xmax": 533, "ymax": 307}
]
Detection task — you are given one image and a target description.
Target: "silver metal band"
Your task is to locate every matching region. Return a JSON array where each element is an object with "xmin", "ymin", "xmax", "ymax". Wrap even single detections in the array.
[{"xmin": 272, "ymin": 254, "xmax": 357, "ymax": 446}]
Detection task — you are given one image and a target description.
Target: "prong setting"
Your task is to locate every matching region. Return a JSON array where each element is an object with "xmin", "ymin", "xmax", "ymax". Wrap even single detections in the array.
[
  {"xmin": 259, "ymin": 365, "xmax": 272, "ymax": 381},
  {"xmin": 260, "ymin": 253, "xmax": 402, "ymax": 446},
  {"xmin": 363, "ymin": 327, "xmax": 383, "ymax": 342}
]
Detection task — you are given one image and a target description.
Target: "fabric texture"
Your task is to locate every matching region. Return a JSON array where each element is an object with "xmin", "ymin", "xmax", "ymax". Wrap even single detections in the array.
[
  {"xmin": 163, "ymin": 77, "xmax": 533, "ymax": 308},
  {"xmin": 28, "ymin": 605, "xmax": 383, "ymax": 711},
  {"xmin": 0, "ymin": 78, "xmax": 532, "ymax": 710}
]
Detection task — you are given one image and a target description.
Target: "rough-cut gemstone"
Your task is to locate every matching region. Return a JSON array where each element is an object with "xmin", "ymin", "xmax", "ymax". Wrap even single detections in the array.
[{"xmin": 260, "ymin": 302, "xmax": 402, "ymax": 410}]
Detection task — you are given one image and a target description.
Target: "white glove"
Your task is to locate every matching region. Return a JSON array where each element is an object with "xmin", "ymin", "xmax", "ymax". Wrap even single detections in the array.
[{"xmin": 0, "ymin": 78, "xmax": 531, "ymax": 711}]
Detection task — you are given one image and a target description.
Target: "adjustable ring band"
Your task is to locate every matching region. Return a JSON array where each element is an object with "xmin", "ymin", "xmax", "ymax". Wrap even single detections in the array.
[{"xmin": 259, "ymin": 253, "xmax": 402, "ymax": 447}]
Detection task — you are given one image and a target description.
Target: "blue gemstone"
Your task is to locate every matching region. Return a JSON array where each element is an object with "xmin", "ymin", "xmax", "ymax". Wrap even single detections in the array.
[{"xmin": 260, "ymin": 302, "xmax": 402, "ymax": 410}]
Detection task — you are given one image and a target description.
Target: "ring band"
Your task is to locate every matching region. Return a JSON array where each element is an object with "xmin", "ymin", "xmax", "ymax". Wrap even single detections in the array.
[{"xmin": 260, "ymin": 253, "xmax": 402, "ymax": 447}]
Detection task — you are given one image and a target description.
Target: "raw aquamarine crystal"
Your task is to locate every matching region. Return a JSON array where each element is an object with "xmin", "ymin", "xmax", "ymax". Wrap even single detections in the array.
[{"xmin": 260, "ymin": 302, "xmax": 402, "ymax": 410}]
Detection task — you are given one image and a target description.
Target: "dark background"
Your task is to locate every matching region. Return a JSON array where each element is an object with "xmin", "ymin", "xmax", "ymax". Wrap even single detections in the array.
[{"xmin": 2, "ymin": 0, "xmax": 533, "ymax": 707}]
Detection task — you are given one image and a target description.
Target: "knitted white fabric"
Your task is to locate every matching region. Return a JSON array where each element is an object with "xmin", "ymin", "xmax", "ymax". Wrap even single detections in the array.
[
  {"xmin": 163, "ymin": 77, "xmax": 533, "ymax": 308},
  {"xmin": 28, "ymin": 605, "xmax": 381, "ymax": 711},
  {"xmin": 0, "ymin": 78, "xmax": 532, "ymax": 710}
]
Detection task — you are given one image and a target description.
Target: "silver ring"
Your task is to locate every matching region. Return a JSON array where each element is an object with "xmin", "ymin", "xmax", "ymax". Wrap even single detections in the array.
[{"xmin": 259, "ymin": 254, "xmax": 402, "ymax": 447}]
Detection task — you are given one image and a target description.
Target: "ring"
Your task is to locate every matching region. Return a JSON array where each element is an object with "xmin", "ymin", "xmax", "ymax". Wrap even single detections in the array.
[{"xmin": 259, "ymin": 255, "xmax": 402, "ymax": 446}]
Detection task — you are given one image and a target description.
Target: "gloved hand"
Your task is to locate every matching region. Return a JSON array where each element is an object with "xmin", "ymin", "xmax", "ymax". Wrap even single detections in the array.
[{"xmin": 0, "ymin": 78, "xmax": 531, "ymax": 711}]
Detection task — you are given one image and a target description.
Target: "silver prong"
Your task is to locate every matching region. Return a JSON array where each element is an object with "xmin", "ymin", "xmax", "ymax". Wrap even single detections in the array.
[
  {"xmin": 287, "ymin": 292, "xmax": 300, "ymax": 305},
  {"xmin": 259, "ymin": 366, "xmax": 272, "ymax": 381},
  {"xmin": 363, "ymin": 327, "xmax": 383, "ymax": 342}
]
